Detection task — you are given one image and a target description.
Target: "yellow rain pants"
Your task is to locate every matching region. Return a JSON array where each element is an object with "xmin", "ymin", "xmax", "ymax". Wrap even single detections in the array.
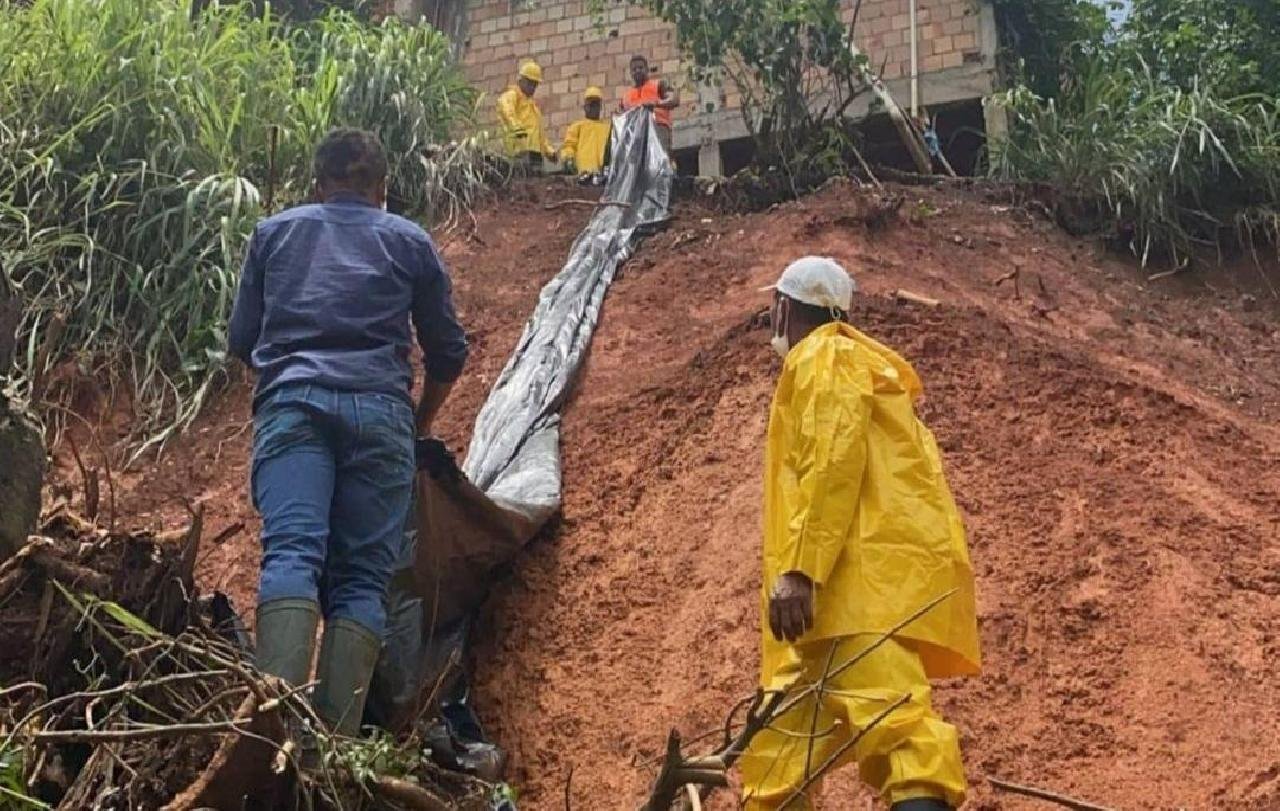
[
  {"xmin": 496, "ymin": 86, "xmax": 555, "ymax": 159},
  {"xmin": 739, "ymin": 635, "xmax": 966, "ymax": 809}
]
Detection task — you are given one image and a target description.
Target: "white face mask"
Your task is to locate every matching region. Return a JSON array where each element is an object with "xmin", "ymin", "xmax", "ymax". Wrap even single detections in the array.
[
  {"xmin": 770, "ymin": 333, "xmax": 790, "ymax": 359},
  {"xmin": 770, "ymin": 298, "xmax": 790, "ymax": 358}
]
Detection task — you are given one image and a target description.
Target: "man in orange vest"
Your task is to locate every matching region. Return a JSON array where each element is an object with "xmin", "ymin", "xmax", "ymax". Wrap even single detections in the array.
[{"xmin": 620, "ymin": 54, "xmax": 679, "ymax": 158}]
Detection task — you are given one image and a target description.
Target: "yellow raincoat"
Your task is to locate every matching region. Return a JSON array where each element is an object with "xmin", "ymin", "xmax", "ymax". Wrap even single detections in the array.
[
  {"xmin": 760, "ymin": 321, "xmax": 980, "ymax": 678},
  {"xmin": 496, "ymin": 86, "xmax": 555, "ymax": 158},
  {"xmin": 560, "ymin": 118, "xmax": 611, "ymax": 173},
  {"xmin": 740, "ymin": 321, "xmax": 980, "ymax": 809}
]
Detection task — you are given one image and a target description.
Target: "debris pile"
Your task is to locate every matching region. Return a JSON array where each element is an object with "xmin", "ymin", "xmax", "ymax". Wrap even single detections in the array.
[{"xmin": 0, "ymin": 508, "xmax": 488, "ymax": 810}]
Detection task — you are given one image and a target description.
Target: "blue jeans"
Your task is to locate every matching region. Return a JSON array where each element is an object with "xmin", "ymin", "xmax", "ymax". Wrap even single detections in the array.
[{"xmin": 251, "ymin": 384, "xmax": 415, "ymax": 637}]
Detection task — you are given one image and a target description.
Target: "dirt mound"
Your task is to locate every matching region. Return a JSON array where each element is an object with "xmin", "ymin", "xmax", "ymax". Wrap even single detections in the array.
[
  {"xmin": 46, "ymin": 179, "xmax": 1280, "ymax": 810},
  {"xmin": 468, "ymin": 182, "xmax": 1280, "ymax": 809}
]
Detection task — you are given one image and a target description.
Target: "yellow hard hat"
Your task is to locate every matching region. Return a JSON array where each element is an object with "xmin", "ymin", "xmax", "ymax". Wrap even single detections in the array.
[
  {"xmin": 583, "ymin": 86, "xmax": 604, "ymax": 101},
  {"xmin": 518, "ymin": 60, "xmax": 543, "ymax": 83}
]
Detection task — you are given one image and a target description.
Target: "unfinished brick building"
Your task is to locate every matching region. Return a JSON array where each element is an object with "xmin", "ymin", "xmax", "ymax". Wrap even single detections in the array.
[{"xmin": 396, "ymin": 0, "xmax": 1004, "ymax": 175}]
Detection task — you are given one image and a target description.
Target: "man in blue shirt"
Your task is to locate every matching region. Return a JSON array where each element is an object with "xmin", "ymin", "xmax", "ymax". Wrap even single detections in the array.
[{"xmin": 228, "ymin": 128, "xmax": 467, "ymax": 736}]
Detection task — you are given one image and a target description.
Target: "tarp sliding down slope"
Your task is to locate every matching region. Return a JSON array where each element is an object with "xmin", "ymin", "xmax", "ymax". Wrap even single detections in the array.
[{"xmin": 367, "ymin": 110, "xmax": 673, "ymax": 731}]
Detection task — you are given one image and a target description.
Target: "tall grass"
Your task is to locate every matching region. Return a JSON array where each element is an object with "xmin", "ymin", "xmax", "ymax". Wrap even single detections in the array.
[
  {"xmin": 989, "ymin": 58, "xmax": 1280, "ymax": 272},
  {"xmin": 0, "ymin": 0, "xmax": 485, "ymax": 457}
]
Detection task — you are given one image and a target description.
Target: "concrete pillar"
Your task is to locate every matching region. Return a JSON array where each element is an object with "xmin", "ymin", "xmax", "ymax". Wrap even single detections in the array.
[
  {"xmin": 983, "ymin": 95, "xmax": 1009, "ymax": 141},
  {"xmin": 698, "ymin": 140, "xmax": 723, "ymax": 178}
]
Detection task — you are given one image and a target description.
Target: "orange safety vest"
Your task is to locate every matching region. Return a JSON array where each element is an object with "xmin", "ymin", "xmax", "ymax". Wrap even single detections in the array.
[{"xmin": 623, "ymin": 79, "xmax": 672, "ymax": 129}]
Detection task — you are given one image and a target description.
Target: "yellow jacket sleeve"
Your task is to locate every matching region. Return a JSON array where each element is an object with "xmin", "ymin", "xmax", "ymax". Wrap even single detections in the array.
[
  {"xmin": 496, "ymin": 89, "xmax": 521, "ymax": 132},
  {"xmin": 782, "ymin": 341, "xmax": 874, "ymax": 587},
  {"xmin": 561, "ymin": 120, "xmax": 581, "ymax": 162}
]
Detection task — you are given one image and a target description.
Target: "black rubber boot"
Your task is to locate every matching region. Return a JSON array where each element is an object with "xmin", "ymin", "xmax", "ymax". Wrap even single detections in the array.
[
  {"xmin": 312, "ymin": 617, "xmax": 381, "ymax": 736},
  {"xmin": 255, "ymin": 599, "xmax": 320, "ymax": 686},
  {"xmin": 890, "ymin": 799, "xmax": 952, "ymax": 811}
]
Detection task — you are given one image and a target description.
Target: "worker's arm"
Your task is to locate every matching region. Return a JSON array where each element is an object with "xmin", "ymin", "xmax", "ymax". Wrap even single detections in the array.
[
  {"xmin": 656, "ymin": 79, "xmax": 680, "ymax": 110},
  {"xmin": 770, "ymin": 344, "xmax": 873, "ymax": 640},
  {"xmin": 496, "ymin": 90, "xmax": 521, "ymax": 133},
  {"xmin": 560, "ymin": 121, "xmax": 580, "ymax": 163},
  {"xmin": 410, "ymin": 238, "xmax": 468, "ymax": 436},
  {"xmin": 416, "ymin": 378, "xmax": 454, "ymax": 439},
  {"xmin": 227, "ymin": 227, "xmax": 265, "ymax": 366}
]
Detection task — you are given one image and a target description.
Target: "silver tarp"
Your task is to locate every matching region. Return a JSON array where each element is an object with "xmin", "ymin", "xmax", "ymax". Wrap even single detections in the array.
[{"xmin": 366, "ymin": 109, "xmax": 672, "ymax": 731}]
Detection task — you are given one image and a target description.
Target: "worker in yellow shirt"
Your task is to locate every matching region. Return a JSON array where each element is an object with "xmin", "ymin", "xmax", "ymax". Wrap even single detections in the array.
[
  {"xmin": 496, "ymin": 60, "xmax": 556, "ymax": 169},
  {"xmin": 560, "ymin": 86, "xmax": 612, "ymax": 182},
  {"xmin": 740, "ymin": 257, "xmax": 981, "ymax": 810}
]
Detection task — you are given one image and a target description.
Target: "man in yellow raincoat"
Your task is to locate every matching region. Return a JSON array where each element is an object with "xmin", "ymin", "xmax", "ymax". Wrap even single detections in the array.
[
  {"xmin": 496, "ymin": 60, "xmax": 556, "ymax": 168},
  {"xmin": 560, "ymin": 86, "xmax": 611, "ymax": 179},
  {"xmin": 740, "ymin": 257, "xmax": 981, "ymax": 810}
]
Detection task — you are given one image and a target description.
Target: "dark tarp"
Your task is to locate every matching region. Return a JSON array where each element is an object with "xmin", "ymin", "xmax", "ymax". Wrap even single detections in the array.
[{"xmin": 366, "ymin": 109, "xmax": 673, "ymax": 733}]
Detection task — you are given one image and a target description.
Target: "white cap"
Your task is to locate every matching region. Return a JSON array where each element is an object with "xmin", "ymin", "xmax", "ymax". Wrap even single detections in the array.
[{"xmin": 763, "ymin": 256, "xmax": 856, "ymax": 311}]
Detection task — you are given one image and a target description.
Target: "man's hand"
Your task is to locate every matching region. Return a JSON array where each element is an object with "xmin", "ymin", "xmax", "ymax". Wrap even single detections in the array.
[{"xmin": 768, "ymin": 572, "xmax": 815, "ymax": 643}]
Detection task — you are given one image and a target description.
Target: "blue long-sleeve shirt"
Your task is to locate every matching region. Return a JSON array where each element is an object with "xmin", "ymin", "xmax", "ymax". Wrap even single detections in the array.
[{"xmin": 227, "ymin": 193, "xmax": 467, "ymax": 406}]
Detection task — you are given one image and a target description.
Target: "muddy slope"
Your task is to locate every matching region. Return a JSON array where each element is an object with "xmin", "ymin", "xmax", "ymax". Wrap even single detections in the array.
[
  {"xmin": 50, "ymin": 181, "xmax": 1280, "ymax": 810},
  {"xmin": 470, "ymin": 184, "xmax": 1280, "ymax": 810}
]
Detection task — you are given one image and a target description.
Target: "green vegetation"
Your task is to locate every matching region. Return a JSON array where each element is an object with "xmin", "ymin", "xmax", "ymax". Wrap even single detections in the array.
[
  {"xmin": 989, "ymin": 0, "xmax": 1112, "ymax": 99},
  {"xmin": 0, "ymin": 0, "xmax": 482, "ymax": 455},
  {"xmin": 990, "ymin": 0, "xmax": 1280, "ymax": 272}
]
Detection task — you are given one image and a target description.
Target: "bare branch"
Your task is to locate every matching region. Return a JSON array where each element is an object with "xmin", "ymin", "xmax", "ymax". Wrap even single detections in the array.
[{"xmin": 988, "ymin": 777, "xmax": 1119, "ymax": 811}]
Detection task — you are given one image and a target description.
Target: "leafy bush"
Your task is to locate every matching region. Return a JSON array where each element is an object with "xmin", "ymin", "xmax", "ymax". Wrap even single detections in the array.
[
  {"xmin": 0, "ymin": 0, "xmax": 482, "ymax": 455},
  {"xmin": 990, "ymin": 58, "xmax": 1280, "ymax": 269},
  {"xmin": 1127, "ymin": 0, "xmax": 1280, "ymax": 98},
  {"xmin": 989, "ymin": 0, "xmax": 1112, "ymax": 99}
]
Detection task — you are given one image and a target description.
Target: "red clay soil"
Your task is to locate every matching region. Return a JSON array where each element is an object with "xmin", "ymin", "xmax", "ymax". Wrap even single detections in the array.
[{"xmin": 49, "ymin": 180, "xmax": 1280, "ymax": 810}]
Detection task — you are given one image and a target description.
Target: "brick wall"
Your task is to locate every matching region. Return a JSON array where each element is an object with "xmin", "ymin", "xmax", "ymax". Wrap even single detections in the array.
[{"xmin": 458, "ymin": 0, "xmax": 990, "ymax": 146}]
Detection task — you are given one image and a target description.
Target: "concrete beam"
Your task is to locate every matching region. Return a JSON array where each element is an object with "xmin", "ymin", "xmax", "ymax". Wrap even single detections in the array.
[{"xmin": 673, "ymin": 62, "xmax": 999, "ymax": 151}]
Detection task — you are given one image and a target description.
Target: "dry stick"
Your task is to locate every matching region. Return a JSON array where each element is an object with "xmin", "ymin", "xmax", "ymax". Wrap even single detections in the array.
[
  {"xmin": 803, "ymin": 639, "xmax": 840, "ymax": 781},
  {"xmin": 987, "ymin": 777, "xmax": 1120, "ymax": 811},
  {"xmin": 564, "ymin": 765, "xmax": 574, "ymax": 811},
  {"xmin": 4, "ymin": 670, "xmax": 235, "ymax": 748},
  {"xmin": 186, "ymin": 685, "xmax": 251, "ymax": 719},
  {"xmin": 543, "ymin": 199, "xmax": 632, "ymax": 210},
  {"xmin": 894, "ymin": 289, "xmax": 941, "ymax": 308},
  {"xmin": 653, "ymin": 592, "xmax": 956, "ymax": 810},
  {"xmin": 371, "ymin": 775, "xmax": 451, "ymax": 811},
  {"xmin": 65, "ymin": 432, "xmax": 99, "ymax": 521},
  {"xmin": 32, "ymin": 717, "xmax": 252, "ymax": 743},
  {"xmin": 778, "ymin": 692, "xmax": 912, "ymax": 808},
  {"xmin": 39, "ymin": 400, "xmax": 119, "ymax": 531},
  {"xmin": 770, "ymin": 589, "xmax": 956, "ymax": 722},
  {"xmin": 213, "ymin": 418, "xmax": 251, "ymax": 464},
  {"xmin": 0, "ymin": 682, "xmax": 46, "ymax": 700},
  {"xmin": 684, "ymin": 784, "xmax": 702, "ymax": 811}
]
